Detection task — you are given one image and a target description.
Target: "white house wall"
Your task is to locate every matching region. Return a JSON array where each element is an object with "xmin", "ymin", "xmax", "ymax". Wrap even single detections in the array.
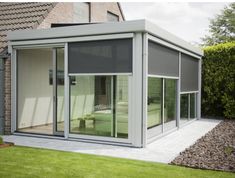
[{"xmin": 18, "ymin": 49, "xmax": 53, "ymax": 128}]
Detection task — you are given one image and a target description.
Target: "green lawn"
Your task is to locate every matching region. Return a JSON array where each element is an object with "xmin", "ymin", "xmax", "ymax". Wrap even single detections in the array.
[{"xmin": 0, "ymin": 146, "xmax": 234, "ymax": 178}]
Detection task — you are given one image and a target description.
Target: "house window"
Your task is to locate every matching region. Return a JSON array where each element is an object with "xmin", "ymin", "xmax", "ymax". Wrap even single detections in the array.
[
  {"xmin": 73, "ymin": 2, "xmax": 90, "ymax": 23},
  {"xmin": 107, "ymin": 11, "xmax": 119, "ymax": 22}
]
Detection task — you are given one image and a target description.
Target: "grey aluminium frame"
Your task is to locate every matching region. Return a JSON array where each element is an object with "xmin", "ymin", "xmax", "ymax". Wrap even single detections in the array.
[
  {"xmin": 10, "ymin": 33, "xmax": 139, "ymax": 147},
  {"xmin": 8, "ymin": 20, "xmax": 203, "ymax": 147},
  {"xmin": 142, "ymin": 32, "xmax": 148, "ymax": 147},
  {"xmin": 67, "ymin": 33, "xmax": 136, "ymax": 145},
  {"xmin": 64, "ymin": 43, "xmax": 69, "ymax": 139},
  {"xmin": 131, "ymin": 32, "xmax": 144, "ymax": 147},
  {"xmin": 179, "ymin": 91, "xmax": 198, "ymax": 129},
  {"xmin": 11, "ymin": 43, "xmax": 66, "ymax": 135},
  {"xmin": 147, "ymin": 33, "xmax": 201, "ymax": 123},
  {"xmin": 145, "ymin": 33, "xmax": 201, "ymax": 143},
  {"xmin": 11, "ymin": 47, "xmax": 16, "ymax": 133}
]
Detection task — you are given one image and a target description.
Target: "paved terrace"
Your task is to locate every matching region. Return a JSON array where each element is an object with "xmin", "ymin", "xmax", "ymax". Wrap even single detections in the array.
[{"xmin": 3, "ymin": 119, "xmax": 220, "ymax": 163}]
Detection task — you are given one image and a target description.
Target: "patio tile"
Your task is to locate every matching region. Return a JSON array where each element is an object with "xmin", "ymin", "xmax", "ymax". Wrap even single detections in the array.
[{"xmin": 3, "ymin": 118, "xmax": 221, "ymax": 163}]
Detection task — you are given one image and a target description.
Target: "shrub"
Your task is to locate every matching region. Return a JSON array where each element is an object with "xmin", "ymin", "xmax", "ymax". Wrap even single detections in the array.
[
  {"xmin": 202, "ymin": 42, "xmax": 235, "ymax": 119},
  {"xmin": 0, "ymin": 136, "xmax": 3, "ymax": 145}
]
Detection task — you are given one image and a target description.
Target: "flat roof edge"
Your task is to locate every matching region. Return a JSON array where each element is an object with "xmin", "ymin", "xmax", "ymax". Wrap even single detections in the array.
[
  {"xmin": 7, "ymin": 19, "xmax": 203, "ymax": 56},
  {"xmin": 7, "ymin": 20, "xmax": 146, "ymax": 41},
  {"xmin": 145, "ymin": 20, "xmax": 203, "ymax": 56}
]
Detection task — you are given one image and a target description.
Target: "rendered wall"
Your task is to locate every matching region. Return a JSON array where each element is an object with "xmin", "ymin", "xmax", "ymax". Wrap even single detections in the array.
[{"xmin": 18, "ymin": 49, "xmax": 53, "ymax": 128}]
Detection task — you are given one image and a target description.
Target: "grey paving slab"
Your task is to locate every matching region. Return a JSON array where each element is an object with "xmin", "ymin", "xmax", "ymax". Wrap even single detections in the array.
[{"xmin": 2, "ymin": 119, "xmax": 220, "ymax": 163}]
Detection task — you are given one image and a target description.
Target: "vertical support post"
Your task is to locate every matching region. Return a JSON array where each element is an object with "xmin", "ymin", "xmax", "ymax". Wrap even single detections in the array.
[
  {"xmin": 113, "ymin": 76, "xmax": 117, "ymax": 138},
  {"xmin": 131, "ymin": 32, "xmax": 143, "ymax": 147},
  {"xmin": 11, "ymin": 49, "xmax": 18, "ymax": 133},
  {"xmin": 11, "ymin": 48, "xmax": 17, "ymax": 133},
  {"xmin": 142, "ymin": 33, "xmax": 148, "ymax": 147},
  {"xmin": 177, "ymin": 52, "xmax": 181, "ymax": 128},
  {"xmin": 195, "ymin": 93, "xmax": 197, "ymax": 118},
  {"xmin": 52, "ymin": 48, "xmax": 57, "ymax": 135},
  {"xmin": 188, "ymin": 94, "xmax": 190, "ymax": 119},
  {"xmin": 64, "ymin": 43, "xmax": 69, "ymax": 139},
  {"xmin": 197, "ymin": 58, "xmax": 202, "ymax": 119},
  {"xmin": 111, "ymin": 76, "xmax": 117, "ymax": 137},
  {"xmin": 162, "ymin": 79, "xmax": 165, "ymax": 133}
]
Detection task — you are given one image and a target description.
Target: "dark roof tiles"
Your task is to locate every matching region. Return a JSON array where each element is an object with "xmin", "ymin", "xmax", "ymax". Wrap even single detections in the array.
[{"xmin": 0, "ymin": 2, "xmax": 56, "ymax": 53}]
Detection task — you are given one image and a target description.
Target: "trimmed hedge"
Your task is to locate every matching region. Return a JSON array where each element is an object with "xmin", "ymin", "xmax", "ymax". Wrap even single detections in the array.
[{"xmin": 202, "ymin": 42, "xmax": 235, "ymax": 119}]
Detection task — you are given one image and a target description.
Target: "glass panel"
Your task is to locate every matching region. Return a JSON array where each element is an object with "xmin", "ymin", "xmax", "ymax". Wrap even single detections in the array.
[
  {"xmin": 190, "ymin": 93, "xmax": 196, "ymax": 119},
  {"xmin": 56, "ymin": 48, "xmax": 65, "ymax": 132},
  {"xmin": 147, "ymin": 77, "xmax": 162, "ymax": 132},
  {"xmin": 180, "ymin": 93, "xmax": 197, "ymax": 125},
  {"xmin": 17, "ymin": 48, "xmax": 53, "ymax": 135},
  {"xmin": 73, "ymin": 2, "xmax": 90, "ymax": 23},
  {"xmin": 70, "ymin": 75, "xmax": 128, "ymax": 138},
  {"xmin": 116, "ymin": 76, "xmax": 128, "ymax": 138},
  {"xmin": 180, "ymin": 94, "xmax": 189, "ymax": 124},
  {"xmin": 164, "ymin": 79, "xmax": 177, "ymax": 131},
  {"xmin": 107, "ymin": 12, "xmax": 119, "ymax": 22}
]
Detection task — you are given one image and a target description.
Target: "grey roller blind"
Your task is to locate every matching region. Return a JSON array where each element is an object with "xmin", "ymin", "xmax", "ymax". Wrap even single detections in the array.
[
  {"xmin": 148, "ymin": 41, "xmax": 179, "ymax": 77},
  {"xmin": 181, "ymin": 54, "xmax": 199, "ymax": 92},
  {"xmin": 68, "ymin": 39, "xmax": 132, "ymax": 74}
]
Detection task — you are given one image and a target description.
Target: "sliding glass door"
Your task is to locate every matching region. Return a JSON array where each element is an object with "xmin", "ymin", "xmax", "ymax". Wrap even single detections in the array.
[
  {"xmin": 147, "ymin": 78, "xmax": 162, "ymax": 135},
  {"xmin": 164, "ymin": 79, "xmax": 177, "ymax": 132},
  {"xmin": 147, "ymin": 77, "xmax": 177, "ymax": 137},
  {"xmin": 17, "ymin": 47, "xmax": 64, "ymax": 136},
  {"xmin": 69, "ymin": 75, "xmax": 128, "ymax": 138}
]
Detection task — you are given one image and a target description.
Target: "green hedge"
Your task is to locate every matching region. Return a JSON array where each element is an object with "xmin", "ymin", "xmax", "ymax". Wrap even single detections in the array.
[
  {"xmin": 202, "ymin": 42, "xmax": 235, "ymax": 119},
  {"xmin": 0, "ymin": 136, "xmax": 3, "ymax": 145}
]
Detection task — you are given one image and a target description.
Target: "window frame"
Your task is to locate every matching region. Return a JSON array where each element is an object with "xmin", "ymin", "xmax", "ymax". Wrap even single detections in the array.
[
  {"xmin": 180, "ymin": 92, "xmax": 197, "ymax": 121},
  {"xmin": 68, "ymin": 74, "xmax": 132, "ymax": 143},
  {"xmin": 147, "ymin": 75, "xmax": 178, "ymax": 139},
  {"xmin": 107, "ymin": 11, "xmax": 119, "ymax": 22}
]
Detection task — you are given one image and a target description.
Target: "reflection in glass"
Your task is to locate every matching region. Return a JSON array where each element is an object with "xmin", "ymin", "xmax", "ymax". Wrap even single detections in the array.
[
  {"xmin": 56, "ymin": 48, "xmax": 65, "ymax": 132},
  {"xmin": 164, "ymin": 79, "xmax": 177, "ymax": 131},
  {"xmin": 116, "ymin": 76, "xmax": 128, "ymax": 138},
  {"xmin": 147, "ymin": 78, "xmax": 162, "ymax": 129},
  {"xmin": 69, "ymin": 75, "xmax": 128, "ymax": 138},
  {"xmin": 180, "ymin": 94, "xmax": 188, "ymax": 119},
  {"xmin": 190, "ymin": 93, "xmax": 196, "ymax": 119},
  {"xmin": 180, "ymin": 93, "xmax": 197, "ymax": 124}
]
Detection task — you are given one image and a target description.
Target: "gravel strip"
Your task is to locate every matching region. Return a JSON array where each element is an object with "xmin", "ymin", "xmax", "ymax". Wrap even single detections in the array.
[{"xmin": 171, "ymin": 120, "xmax": 235, "ymax": 172}]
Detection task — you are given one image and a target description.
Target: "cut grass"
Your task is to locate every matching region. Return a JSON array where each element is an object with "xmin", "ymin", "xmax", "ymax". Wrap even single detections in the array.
[{"xmin": 0, "ymin": 146, "xmax": 234, "ymax": 178}]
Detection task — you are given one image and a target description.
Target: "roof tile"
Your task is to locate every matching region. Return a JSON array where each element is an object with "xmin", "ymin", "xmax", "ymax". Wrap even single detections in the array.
[{"xmin": 0, "ymin": 2, "xmax": 56, "ymax": 53}]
